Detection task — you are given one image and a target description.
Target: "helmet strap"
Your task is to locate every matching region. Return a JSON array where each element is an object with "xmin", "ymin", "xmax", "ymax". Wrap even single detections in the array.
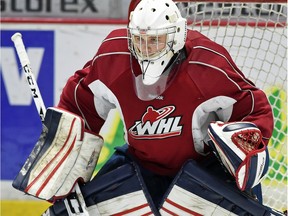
[{"xmin": 162, "ymin": 48, "xmax": 187, "ymax": 77}]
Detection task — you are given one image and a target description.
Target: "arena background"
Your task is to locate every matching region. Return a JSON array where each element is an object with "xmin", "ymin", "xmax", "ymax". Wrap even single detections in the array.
[
  {"xmin": 1, "ymin": 1, "xmax": 130, "ymax": 215},
  {"xmin": 1, "ymin": 0, "xmax": 287, "ymax": 215}
]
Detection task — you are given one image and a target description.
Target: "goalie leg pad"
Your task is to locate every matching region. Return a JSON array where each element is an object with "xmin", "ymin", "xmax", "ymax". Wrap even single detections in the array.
[
  {"xmin": 43, "ymin": 162, "xmax": 159, "ymax": 216},
  {"xmin": 12, "ymin": 107, "xmax": 103, "ymax": 201},
  {"xmin": 159, "ymin": 160, "xmax": 284, "ymax": 216},
  {"xmin": 84, "ymin": 162, "xmax": 158, "ymax": 215}
]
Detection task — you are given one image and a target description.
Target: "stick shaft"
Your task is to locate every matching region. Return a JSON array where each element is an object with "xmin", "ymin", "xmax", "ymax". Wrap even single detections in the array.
[{"xmin": 11, "ymin": 32, "xmax": 46, "ymax": 121}]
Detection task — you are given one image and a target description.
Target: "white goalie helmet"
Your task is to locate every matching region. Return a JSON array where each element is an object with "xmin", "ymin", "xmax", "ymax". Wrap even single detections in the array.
[{"xmin": 128, "ymin": 0, "xmax": 187, "ymax": 100}]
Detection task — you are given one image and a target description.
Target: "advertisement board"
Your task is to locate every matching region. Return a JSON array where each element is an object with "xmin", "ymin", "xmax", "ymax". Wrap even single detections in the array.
[{"xmin": 1, "ymin": 0, "xmax": 130, "ymax": 19}]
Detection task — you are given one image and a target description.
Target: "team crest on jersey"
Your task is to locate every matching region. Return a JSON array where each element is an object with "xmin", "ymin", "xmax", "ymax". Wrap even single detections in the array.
[{"xmin": 129, "ymin": 105, "xmax": 183, "ymax": 139}]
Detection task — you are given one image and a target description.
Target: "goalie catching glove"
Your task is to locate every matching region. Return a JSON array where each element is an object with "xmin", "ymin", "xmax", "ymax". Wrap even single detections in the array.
[
  {"xmin": 12, "ymin": 107, "xmax": 103, "ymax": 201},
  {"xmin": 207, "ymin": 121, "xmax": 269, "ymax": 191}
]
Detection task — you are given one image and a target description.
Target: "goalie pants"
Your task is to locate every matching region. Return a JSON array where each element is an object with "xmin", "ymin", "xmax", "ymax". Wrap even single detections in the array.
[{"xmin": 96, "ymin": 144, "xmax": 263, "ymax": 207}]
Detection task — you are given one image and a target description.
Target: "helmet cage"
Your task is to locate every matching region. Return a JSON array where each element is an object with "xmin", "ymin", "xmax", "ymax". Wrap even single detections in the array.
[{"xmin": 128, "ymin": 26, "xmax": 177, "ymax": 62}]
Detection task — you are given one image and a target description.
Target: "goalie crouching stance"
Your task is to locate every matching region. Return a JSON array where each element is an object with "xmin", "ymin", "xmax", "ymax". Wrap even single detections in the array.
[
  {"xmin": 14, "ymin": 110, "xmax": 282, "ymax": 216},
  {"xmin": 12, "ymin": 0, "xmax": 285, "ymax": 215}
]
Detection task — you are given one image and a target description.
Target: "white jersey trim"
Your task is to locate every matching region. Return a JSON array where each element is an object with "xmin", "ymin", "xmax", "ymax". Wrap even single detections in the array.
[
  {"xmin": 92, "ymin": 51, "xmax": 130, "ymax": 65},
  {"xmin": 102, "ymin": 36, "xmax": 129, "ymax": 43},
  {"xmin": 192, "ymin": 96, "xmax": 236, "ymax": 155},
  {"xmin": 88, "ymin": 80, "xmax": 128, "ymax": 143},
  {"xmin": 74, "ymin": 77, "xmax": 92, "ymax": 130}
]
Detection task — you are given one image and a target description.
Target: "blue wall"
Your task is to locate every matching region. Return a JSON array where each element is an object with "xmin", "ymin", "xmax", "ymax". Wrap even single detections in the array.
[{"xmin": 1, "ymin": 30, "xmax": 54, "ymax": 180}]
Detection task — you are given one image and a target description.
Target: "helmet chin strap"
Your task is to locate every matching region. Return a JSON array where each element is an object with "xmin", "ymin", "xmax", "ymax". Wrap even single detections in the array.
[
  {"xmin": 161, "ymin": 48, "xmax": 186, "ymax": 77},
  {"xmin": 139, "ymin": 60, "xmax": 153, "ymax": 85},
  {"xmin": 140, "ymin": 60, "xmax": 150, "ymax": 79},
  {"xmin": 139, "ymin": 50, "xmax": 175, "ymax": 85}
]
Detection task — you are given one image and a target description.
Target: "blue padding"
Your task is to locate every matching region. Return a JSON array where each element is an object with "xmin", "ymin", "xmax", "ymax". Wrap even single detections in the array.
[
  {"xmin": 208, "ymin": 125, "xmax": 242, "ymax": 169},
  {"xmin": 263, "ymin": 148, "xmax": 270, "ymax": 178},
  {"xmin": 246, "ymin": 148, "xmax": 269, "ymax": 190},
  {"xmin": 82, "ymin": 163, "xmax": 141, "ymax": 204},
  {"xmin": 81, "ymin": 162, "xmax": 159, "ymax": 215},
  {"xmin": 246, "ymin": 155, "xmax": 259, "ymax": 189},
  {"xmin": 222, "ymin": 122, "xmax": 257, "ymax": 132},
  {"xmin": 164, "ymin": 160, "xmax": 284, "ymax": 216}
]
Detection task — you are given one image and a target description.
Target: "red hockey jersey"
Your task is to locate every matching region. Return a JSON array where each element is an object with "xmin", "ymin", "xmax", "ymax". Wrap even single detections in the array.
[{"xmin": 58, "ymin": 29, "xmax": 273, "ymax": 176}]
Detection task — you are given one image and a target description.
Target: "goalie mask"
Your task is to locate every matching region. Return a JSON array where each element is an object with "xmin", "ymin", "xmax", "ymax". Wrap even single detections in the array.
[{"xmin": 128, "ymin": 0, "xmax": 187, "ymax": 101}]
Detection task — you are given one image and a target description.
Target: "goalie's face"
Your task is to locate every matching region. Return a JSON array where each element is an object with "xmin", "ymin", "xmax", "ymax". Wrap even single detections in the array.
[{"xmin": 132, "ymin": 33, "xmax": 167, "ymax": 60}]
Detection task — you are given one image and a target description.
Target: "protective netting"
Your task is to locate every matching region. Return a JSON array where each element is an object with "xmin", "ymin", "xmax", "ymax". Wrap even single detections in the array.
[{"xmin": 177, "ymin": 1, "xmax": 287, "ymax": 212}]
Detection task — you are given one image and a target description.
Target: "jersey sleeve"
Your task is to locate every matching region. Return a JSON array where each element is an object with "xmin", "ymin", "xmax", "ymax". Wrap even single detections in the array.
[
  {"xmin": 57, "ymin": 61, "xmax": 105, "ymax": 133},
  {"xmin": 58, "ymin": 28, "xmax": 129, "ymax": 134},
  {"xmin": 187, "ymin": 31, "xmax": 274, "ymax": 145}
]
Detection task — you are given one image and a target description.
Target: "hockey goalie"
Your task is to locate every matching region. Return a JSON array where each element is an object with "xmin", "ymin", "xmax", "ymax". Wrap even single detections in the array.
[{"xmin": 12, "ymin": 0, "xmax": 286, "ymax": 215}]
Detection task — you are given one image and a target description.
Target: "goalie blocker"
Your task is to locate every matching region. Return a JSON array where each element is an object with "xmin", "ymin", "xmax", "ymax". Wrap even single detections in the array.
[{"xmin": 12, "ymin": 107, "xmax": 103, "ymax": 201}]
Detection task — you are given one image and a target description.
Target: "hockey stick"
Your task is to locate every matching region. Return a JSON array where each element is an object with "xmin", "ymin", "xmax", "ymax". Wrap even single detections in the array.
[
  {"xmin": 11, "ymin": 33, "xmax": 46, "ymax": 122},
  {"xmin": 11, "ymin": 32, "xmax": 91, "ymax": 216}
]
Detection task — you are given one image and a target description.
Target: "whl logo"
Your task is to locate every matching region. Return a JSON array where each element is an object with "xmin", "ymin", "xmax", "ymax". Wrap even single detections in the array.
[{"xmin": 129, "ymin": 106, "xmax": 183, "ymax": 139}]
